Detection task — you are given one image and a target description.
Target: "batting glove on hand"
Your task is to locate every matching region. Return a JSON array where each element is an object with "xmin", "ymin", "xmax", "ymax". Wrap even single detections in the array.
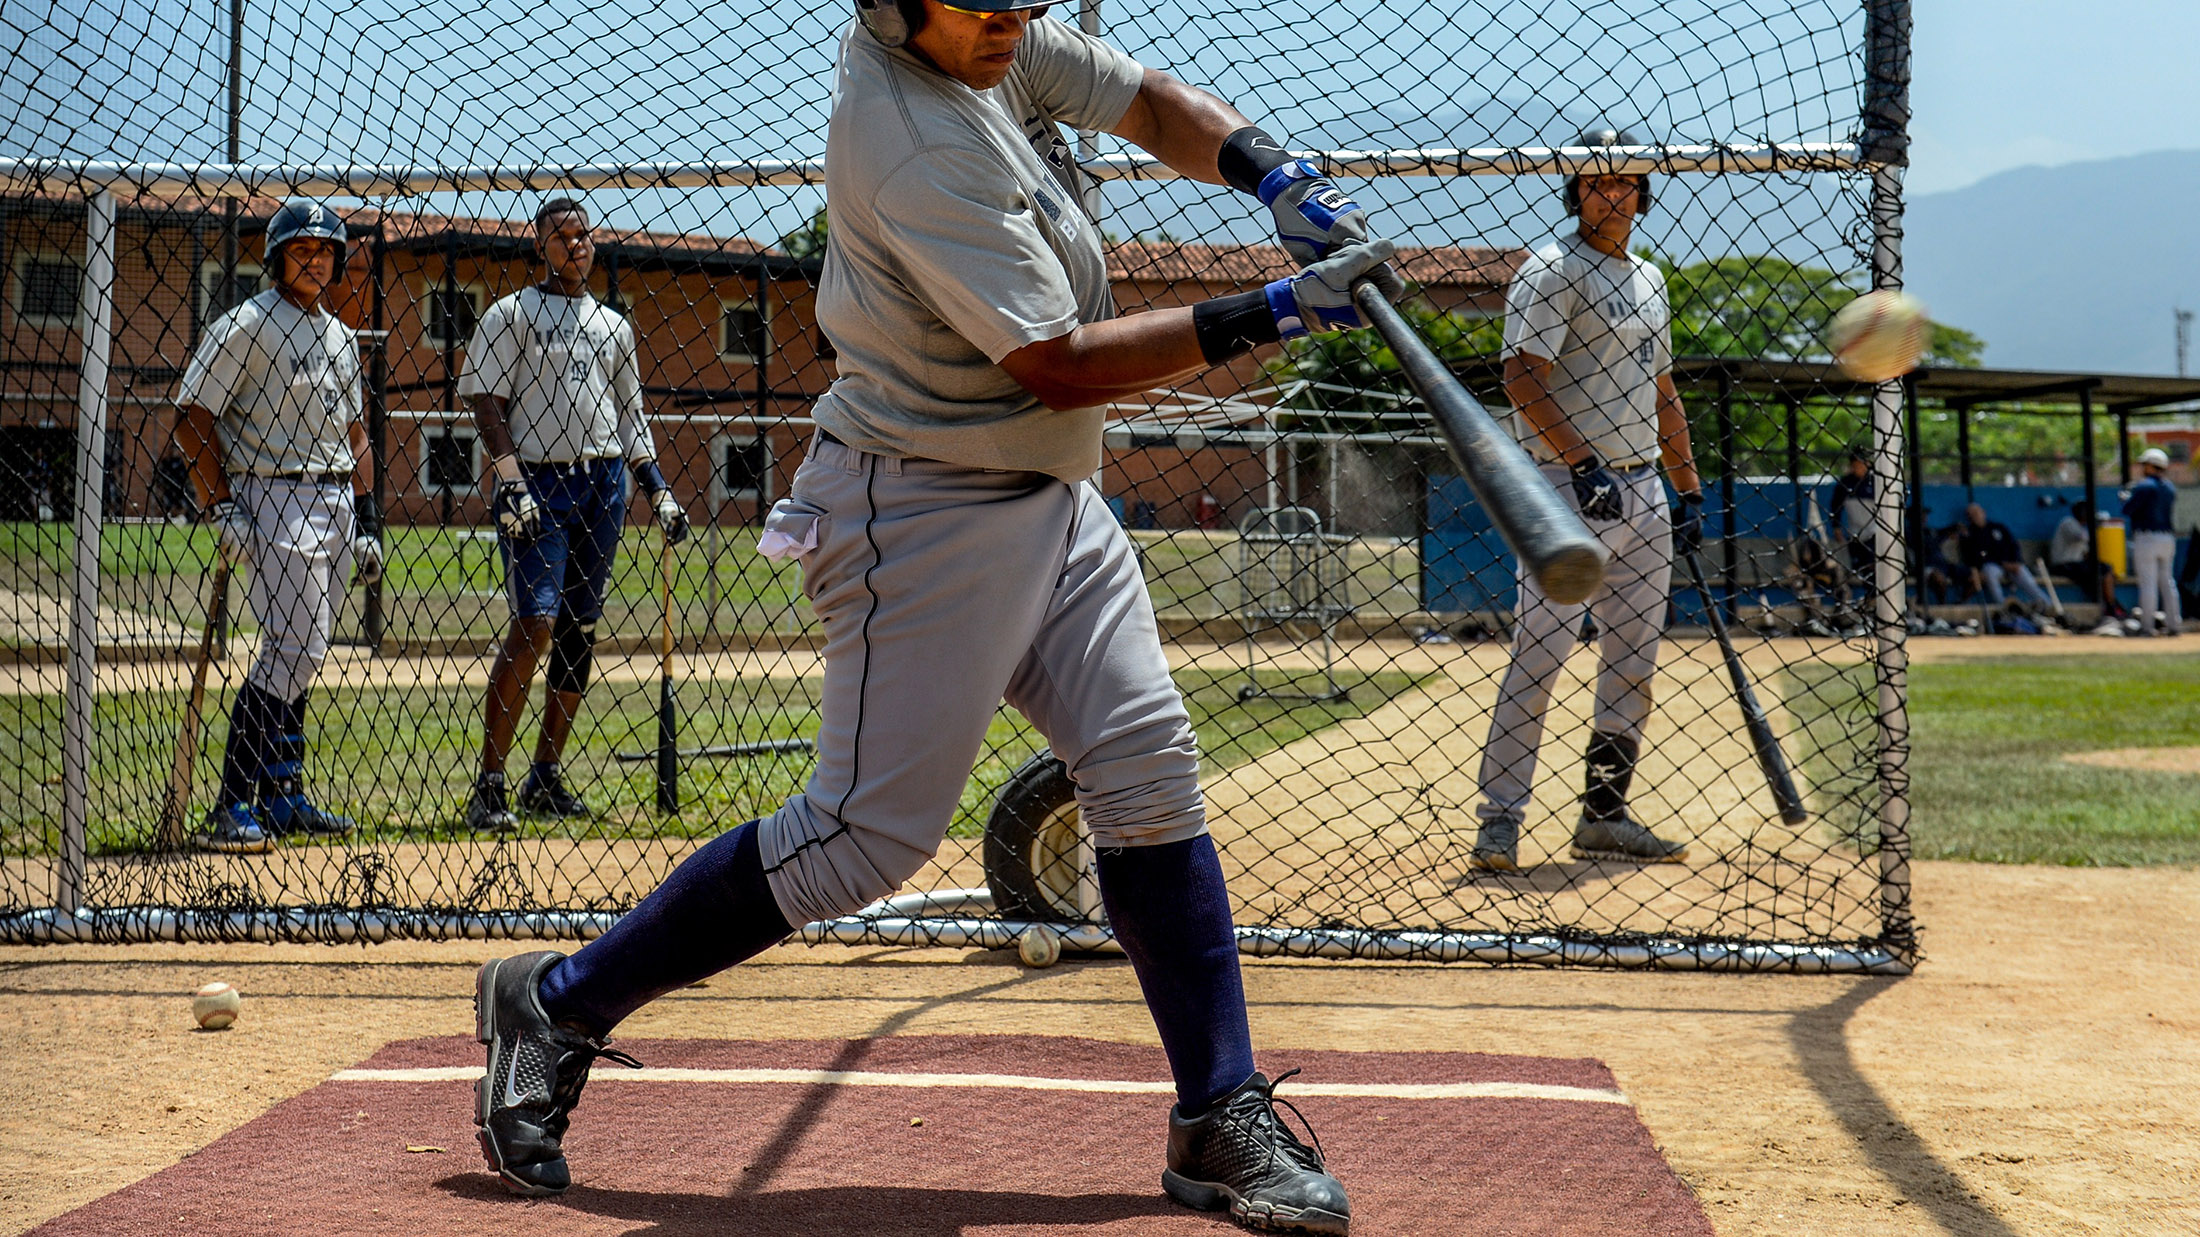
[
  {"xmin": 351, "ymin": 534, "xmax": 384, "ymax": 586},
  {"xmin": 1568, "ymin": 455, "xmax": 1627, "ymax": 522},
  {"xmin": 1260, "ymin": 159, "xmax": 1374, "ymax": 264},
  {"xmin": 492, "ymin": 478, "xmax": 543, "ymax": 544},
  {"xmin": 652, "ymin": 488, "xmax": 690, "ymax": 546},
  {"xmin": 207, "ymin": 498, "xmax": 253, "ymax": 565},
  {"xmin": 1263, "ymin": 237, "xmax": 1402, "ymax": 339},
  {"xmin": 1673, "ymin": 490, "xmax": 1705, "ymax": 556}
]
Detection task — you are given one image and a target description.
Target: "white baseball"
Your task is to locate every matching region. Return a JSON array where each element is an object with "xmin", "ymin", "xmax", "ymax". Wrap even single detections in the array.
[
  {"xmin": 1827, "ymin": 290, "xmax": 1931, "ymax": 383},
  {"xmin": 1016, "ymin": 927, "xmax": 1062, "ymax": 969},
  {"xmin": 193, "ymin": 981, "xmax": 242, "ymax": 1029}
]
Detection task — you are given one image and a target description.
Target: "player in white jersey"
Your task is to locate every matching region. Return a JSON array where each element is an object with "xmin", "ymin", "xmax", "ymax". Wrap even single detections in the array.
[
  {"xmin": 175, "ymin": 199, "xmax": 381, "ymax": 854},
  {"xmin": 1470, "ymin": 128, "xmax": 1704, "ymax": 872},
  {"xmin": 471, "ymin": 4, "xmax": 1403, "ymax": 1230},
  {"xmin": 457, "ymin": 198, "xmax": 689, "ymax": 832}
]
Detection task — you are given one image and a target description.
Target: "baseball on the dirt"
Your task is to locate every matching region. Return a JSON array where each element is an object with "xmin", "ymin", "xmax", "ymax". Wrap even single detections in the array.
[
  {"xmin": 1016, "ymin": 927, "xmax": 1062, "ymax": 969},
  {"xmin": 192, "ymin": 981, "xmax": 242, "ymax": 1029},
  {"xmin": 1827, "ymin": 289, "xmax": 1931, "ymax": 383}
]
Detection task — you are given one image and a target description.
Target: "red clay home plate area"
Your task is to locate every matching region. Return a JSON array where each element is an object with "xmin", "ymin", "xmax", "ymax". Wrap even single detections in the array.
[{"xmin": 32, "ymin": 1034, "xmax": 1711, "ymax": 1236}]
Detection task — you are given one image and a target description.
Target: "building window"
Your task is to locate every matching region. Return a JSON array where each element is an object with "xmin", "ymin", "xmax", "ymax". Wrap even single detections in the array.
[
  {"xmin": 422, "ymin": 426, "xmax": 480, "ymax": 494},
  {"xmin": 719, "ymin": 298, "xmax": 770, "ymax": 364},
  {"xmin": 424, "ymin": 284, "xmax": 485, "ymax": 348},
  {"xmin": 715, "ymin": 434, "xmax": 772, "ymax": 505},
  {"xmin": 11, "ymin": 254, "xmax": 82, "ymax": 328},
  {"xmin": 197, "ymin": 261, "xmax": 264, "ymax": 324}
]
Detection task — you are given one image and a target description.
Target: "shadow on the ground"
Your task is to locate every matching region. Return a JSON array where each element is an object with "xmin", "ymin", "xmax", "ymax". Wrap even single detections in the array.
[
  {"xmin": 1789, "ymin": 980, "xmax": 2019, "ymax": 1237},
  {"xmin": 434, "ymin": 1178, "xmax": 1192, "ymax": 1236}
]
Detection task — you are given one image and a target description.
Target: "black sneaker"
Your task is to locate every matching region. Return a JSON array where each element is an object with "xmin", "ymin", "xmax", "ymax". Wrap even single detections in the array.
[
  {"xmin": 474, "ymin": 951, "xmax": 641, "ymax": 1196},
  {"xmin": 193, "ymin": 802, "xmax": 271, "ymax": 855},
  {"xmin": 1469, "ymin": 811, "xmax": 1522, "ymax": 872},
  {"xmin": 516, "ymin": 766, "xmax": 591, "ymax": 819},
  {"xmin": 464, "ymin": 773, "xmax": 518, "ymax": 833},
  {"xmin": 1572, "ymin": 813, "xmax": 1689, "ymax": 864},
  {"xmin": 1164, "ymin": 1069, "xmax": 1350, "ymax": 1235},
  {"xmin": 261, "ymin": 792, "xmax": 354, "ymax": 838}
]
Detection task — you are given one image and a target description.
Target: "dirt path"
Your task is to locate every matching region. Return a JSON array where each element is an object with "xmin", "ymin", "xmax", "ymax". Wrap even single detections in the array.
[{"xmin": 4, "ymin": 859, "xmax": 2194, "ymax": 1236}]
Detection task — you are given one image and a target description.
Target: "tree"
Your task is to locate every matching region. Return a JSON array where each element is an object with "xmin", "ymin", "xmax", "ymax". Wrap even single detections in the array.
[
  {"xmin": 1262, "ymin": 300, "xmax": 1502, "ymax": 431},
  {"xmin": 779, "ymin": 207, "xmax": 828, "ymax": 261}
]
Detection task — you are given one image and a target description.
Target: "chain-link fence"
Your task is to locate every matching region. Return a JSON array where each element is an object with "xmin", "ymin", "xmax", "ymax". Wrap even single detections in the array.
[{"xmin": 0, "ymin": 0, "xmax": 1915, "ymax": 969}]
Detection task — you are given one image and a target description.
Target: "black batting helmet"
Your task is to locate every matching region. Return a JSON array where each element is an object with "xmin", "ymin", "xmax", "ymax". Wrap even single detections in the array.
[
  {"xmin": 264, "ymin": 198, "xmax": 348, "ymax": 282},
  {"xmin": 1562, "ymin": 127, "xmax": 1653, "ymax": 216},
  {"xmin": 855, "ymin": 0, "xmax": 1051, "ymax": 49}
]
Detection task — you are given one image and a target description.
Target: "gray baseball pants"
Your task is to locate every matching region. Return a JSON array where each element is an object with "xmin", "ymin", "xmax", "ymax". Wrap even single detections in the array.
[
  {"xmin": 2131, "ymin": 530, "xmax": 2183, "ymax": 631},
  {"xmin": 755, "ymin": 436, "xmax": 1207, "ymax": 927},
  {"xmin": 233, "ymin": 474, "xmax": 354, "ymax": 702},
  {"xmin": 1477, "ymin": 463, "xmax": 1671, "ymax": 822}
]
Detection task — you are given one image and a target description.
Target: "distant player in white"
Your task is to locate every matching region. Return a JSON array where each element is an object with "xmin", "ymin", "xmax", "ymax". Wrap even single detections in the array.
[
  {"xmin": 458, "ymin": 198, "xmax": 689, "ymax": 832},
  {"xmin": 1470, "ymin": 128, "xmax": 1704, "ymax": 871},
  {"xmin": 175, "ymin": 199, "xmax": 382, "ymax": 854}
]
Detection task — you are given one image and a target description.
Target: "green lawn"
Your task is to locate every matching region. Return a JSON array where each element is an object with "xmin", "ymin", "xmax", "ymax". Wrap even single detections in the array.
[
  {"xmin": 1790, "ymin": 653, "xmax": 2200, "ymax": 867},
  {"xmin": 1, "ymin": 666, "xmax": 1426, "ymax": 857}
]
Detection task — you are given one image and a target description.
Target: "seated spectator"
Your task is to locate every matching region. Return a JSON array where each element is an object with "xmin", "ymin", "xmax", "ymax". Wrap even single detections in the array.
[
  {"xmin": 2047, "ymin": 499, "xmax": 2126, "ymax": 621},
  {"xmin": 2125, "ymin": 448, "xmax": 2183, "ymax": 636},
  {"xmin": 1955, "ymin": 502, "xmax": 2053, "ymax": 612}
]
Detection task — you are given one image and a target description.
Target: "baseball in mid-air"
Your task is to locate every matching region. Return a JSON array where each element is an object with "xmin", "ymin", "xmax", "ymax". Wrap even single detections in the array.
[
  {"xmin": 1827, "ymin": 289, "xmax": 1931, "ymax": 383},
  {"xmin": 192, "ymin": 981, "xmax": 242, "ymax": 1029}
]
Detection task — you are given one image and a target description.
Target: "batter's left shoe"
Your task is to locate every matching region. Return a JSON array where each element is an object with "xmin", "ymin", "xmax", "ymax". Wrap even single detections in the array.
[
  {"xmin": 1164, "ymin": 1069, "xmax": 1351, "ymax": 1235},
  {"xmin": 1572, "ymin": 813, "xmax": 1689, "ymax": 864},
  {"xmin": 1468, "ymin": 812, "xmax": 1522, "ymax": 872},
  {"xmin": 474, "ymin": 951, "xmax": 641, "ymax": 1197}
]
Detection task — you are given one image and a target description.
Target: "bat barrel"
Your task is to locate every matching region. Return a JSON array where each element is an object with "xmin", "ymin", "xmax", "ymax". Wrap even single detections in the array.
[{"xmin": 1352, "ymin": 284, "xmax": 1607, "ymax": 604}]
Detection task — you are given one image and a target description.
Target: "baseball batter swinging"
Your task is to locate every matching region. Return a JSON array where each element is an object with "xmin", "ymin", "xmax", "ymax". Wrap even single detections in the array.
[
  {"xmin": 1470, "ymin": 128, "xmax": 1703, "ymax": 872},
  {"xmin": 472, "ymin": 2, "xmax": 1402, "ymax": 1230},
  {"xmin": 175, "ymin": 199, "xmax": 381, "ymax": 854}
]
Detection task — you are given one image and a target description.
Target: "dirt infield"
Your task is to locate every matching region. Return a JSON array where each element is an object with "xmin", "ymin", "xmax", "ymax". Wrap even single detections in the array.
[
  {"xmin": 5, "ymin": 858, "xmax": 2196, "ymax": 1236},
  {"xmin": 25, "ymin": 1034, "xmax": 1709, "ymax": 1236}
]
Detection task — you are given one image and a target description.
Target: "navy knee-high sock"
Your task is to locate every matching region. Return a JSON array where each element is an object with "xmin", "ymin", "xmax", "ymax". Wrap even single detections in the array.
[
  {"xmin": 1097, "ymin": 834, "xmax": 1256, "ymax": 1117},
  {"xmin": 215, "ymin": 683, "xmax": 282, "ymax": 809},
  {"xmin": 537, "ymin": 821, "xmax": 791, "ymax": 1037}
]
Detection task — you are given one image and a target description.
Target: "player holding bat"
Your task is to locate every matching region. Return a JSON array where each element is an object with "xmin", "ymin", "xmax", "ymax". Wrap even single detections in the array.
[
  {"xmin": 1470, "ymin": 128, "xmax": 1703, "ymax": 872},
  {"xmin": 471, "ymin": 4, "xmax": 1399, "ymax": 1230}
]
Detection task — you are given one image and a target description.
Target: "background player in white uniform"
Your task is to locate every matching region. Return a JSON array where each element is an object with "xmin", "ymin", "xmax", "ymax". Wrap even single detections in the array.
[
  {"xmin": 175, "ymin": 200, "xmax": 381, "ymax": 854},
  {"xmin": 1470, "ymin": 128, "xmax": 1704, "ymax": 872},
  {"xmin": 471, "ymin": 3, "xmax": 1402, "ymax": 1231},
  {"xmin": 457, "ymin": 199, "xmax": 690, "ymax": 831}
]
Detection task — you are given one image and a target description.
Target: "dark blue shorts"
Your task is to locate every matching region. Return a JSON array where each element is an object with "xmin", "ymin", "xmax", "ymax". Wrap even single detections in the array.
[{"xmin": 502, "ymin": 457, "xmax": 627, "ymax": 621}]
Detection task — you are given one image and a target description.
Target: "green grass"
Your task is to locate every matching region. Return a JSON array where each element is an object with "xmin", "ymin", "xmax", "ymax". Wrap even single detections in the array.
[
  {"xmin": 1, "ymin": 666, "xmax": 1426, "ymax": 857},
  {"xmin": 1787, "ymin": 653, "xmax": 2200, "ymax": 867}
]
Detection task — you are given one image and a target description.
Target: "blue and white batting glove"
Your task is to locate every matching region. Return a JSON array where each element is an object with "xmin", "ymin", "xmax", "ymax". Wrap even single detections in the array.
[
  {"xmin": 1260, "ymin": 159, "xmax": 1372, "ymax": 264},
  {"xmin": 652, "ymin": 488, "xmax": 690, "ymax": 546},
  {"xmin": 207, "ymin": 498, "xmax": 253, "ymax": 566},
  {"xmin": 351, "ymin": 534, "xmax": 385, "ymax": 586},
  {"xmin": 1263, "ymin": 237, "xmax": 1401, "ymax": 339}
]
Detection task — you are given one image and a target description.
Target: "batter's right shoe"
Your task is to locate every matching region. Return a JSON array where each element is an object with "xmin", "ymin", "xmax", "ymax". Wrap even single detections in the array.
[
  {"xmin": 193, "ymin": 802, "xmax": 271, "ymax": 855},
  {"xmin": 1468, "ymin": 812, "xmax": 1522, "ymax": 872},
  {"xmin": 463, "ymin": 773, "xmax": 518, "ymax": 833},
  {"xmin": 1164, "ymin": 1069, "xmax": 1351, "ymax": 1235},
  {"xmin": 516, "ymin": 766, "xmax": 591, "ymax": 819},
  {"xmin": 474, "ymin": 951, "xmax": 641, "ymax": 1197},
  {"xmin": 1572, "ymin": 813, "xmax": 1689, "ymax": 864}
]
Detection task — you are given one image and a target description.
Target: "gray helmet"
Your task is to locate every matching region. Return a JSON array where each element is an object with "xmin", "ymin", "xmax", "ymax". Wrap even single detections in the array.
[
  {"xmin": 855, "ymin": 0, "xmax": 1051, "ymax": 48},
  {"xmin": 264, "ymin": 199, "xmax": 348, "ymax": 281},
  {"xmin": 1563, "ymin": 127, "xmax": 1653, "ymax": 216}
]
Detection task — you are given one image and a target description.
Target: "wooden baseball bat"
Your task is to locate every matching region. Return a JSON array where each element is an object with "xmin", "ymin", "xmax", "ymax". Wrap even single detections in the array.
[
  {"xmin": 1681, "ymin": 548, "xmax": 1810, "ymax": 825},
  {"xmin": 157, "ymin": 560, "xmax": 232, "ymax": 849},
  {"xmin": 655, "ymin": 534, "xmax": 678, "ymax": 814},
  {"xmin": 1352, "ymin": 284, "xmax": 1608, "ymax": 605}
]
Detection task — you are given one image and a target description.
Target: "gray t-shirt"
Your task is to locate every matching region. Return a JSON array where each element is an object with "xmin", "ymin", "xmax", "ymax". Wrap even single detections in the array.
[
  {"xmin": 1501, "ymin": 233, "xmax": 1672, "ymax": 467},
  {"xmin": 2050, "ymin": 515, "xmax": 2092, "ymax": 566},
  {"xmin": 811, "ymin": 16, "xmax": 1143, "ymax": 483},
  {"xmin": 456, "ymin": 286, "xmax": 654, "ymax": 464},
  {"xmin": 176, "ymin": 288, "xmax": 361, "ymax": 476}
]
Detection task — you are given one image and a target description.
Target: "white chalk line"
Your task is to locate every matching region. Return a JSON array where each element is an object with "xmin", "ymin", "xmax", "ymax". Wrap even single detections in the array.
[{"xmin": 330, "ymin": 1066, "xmax": 1628, "ymax": 1105}]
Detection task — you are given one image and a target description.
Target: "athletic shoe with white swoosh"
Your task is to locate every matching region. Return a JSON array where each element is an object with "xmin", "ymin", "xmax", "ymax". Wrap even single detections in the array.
[{"xmin": 473, "ymin": 950, "xmax": 641, "ymax": 1196}]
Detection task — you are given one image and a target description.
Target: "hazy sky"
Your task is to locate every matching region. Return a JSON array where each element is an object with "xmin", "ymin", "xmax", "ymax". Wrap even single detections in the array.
[{"xmin": 1910, "ymin": 1, "xmax": 2200, "ymax": 195}]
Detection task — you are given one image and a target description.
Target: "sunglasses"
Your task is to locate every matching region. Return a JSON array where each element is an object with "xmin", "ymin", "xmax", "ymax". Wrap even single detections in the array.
[{"xmin": 939, "ymin": 3, "xmax": 1050, "ymax": 16}]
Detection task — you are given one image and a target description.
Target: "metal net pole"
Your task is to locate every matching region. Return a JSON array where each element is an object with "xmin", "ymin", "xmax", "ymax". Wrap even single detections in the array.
[{"xmin": 60, "ymin": 188, "xmax": 116, "ymax": 914}]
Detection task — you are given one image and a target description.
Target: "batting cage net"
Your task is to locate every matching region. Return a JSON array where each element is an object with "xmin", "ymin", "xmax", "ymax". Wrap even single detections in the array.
[{"xmin": 1, "ymin": 0, "xmax": 1915, "ymax": 969}]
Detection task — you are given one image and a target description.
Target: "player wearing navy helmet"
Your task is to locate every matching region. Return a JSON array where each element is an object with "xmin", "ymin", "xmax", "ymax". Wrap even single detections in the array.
[{"xmin": 175, "ymin": 199, "xmax": 380, "ymax": 853}]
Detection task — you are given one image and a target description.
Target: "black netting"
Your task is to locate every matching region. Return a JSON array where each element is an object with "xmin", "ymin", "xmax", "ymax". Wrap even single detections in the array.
[{"xmin": 0, "ymin": 0, "xmax": 1916, "ymax": 967}]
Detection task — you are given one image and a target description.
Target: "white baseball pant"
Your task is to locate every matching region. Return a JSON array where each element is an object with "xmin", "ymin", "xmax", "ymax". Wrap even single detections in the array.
[
  {"xmin": 233, "ymin": 475, "xmax": 354, "ymax": 702},
  {"xmin": 2131, "ymin": 531, "xmax": 2183, "ymax": 631}
]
